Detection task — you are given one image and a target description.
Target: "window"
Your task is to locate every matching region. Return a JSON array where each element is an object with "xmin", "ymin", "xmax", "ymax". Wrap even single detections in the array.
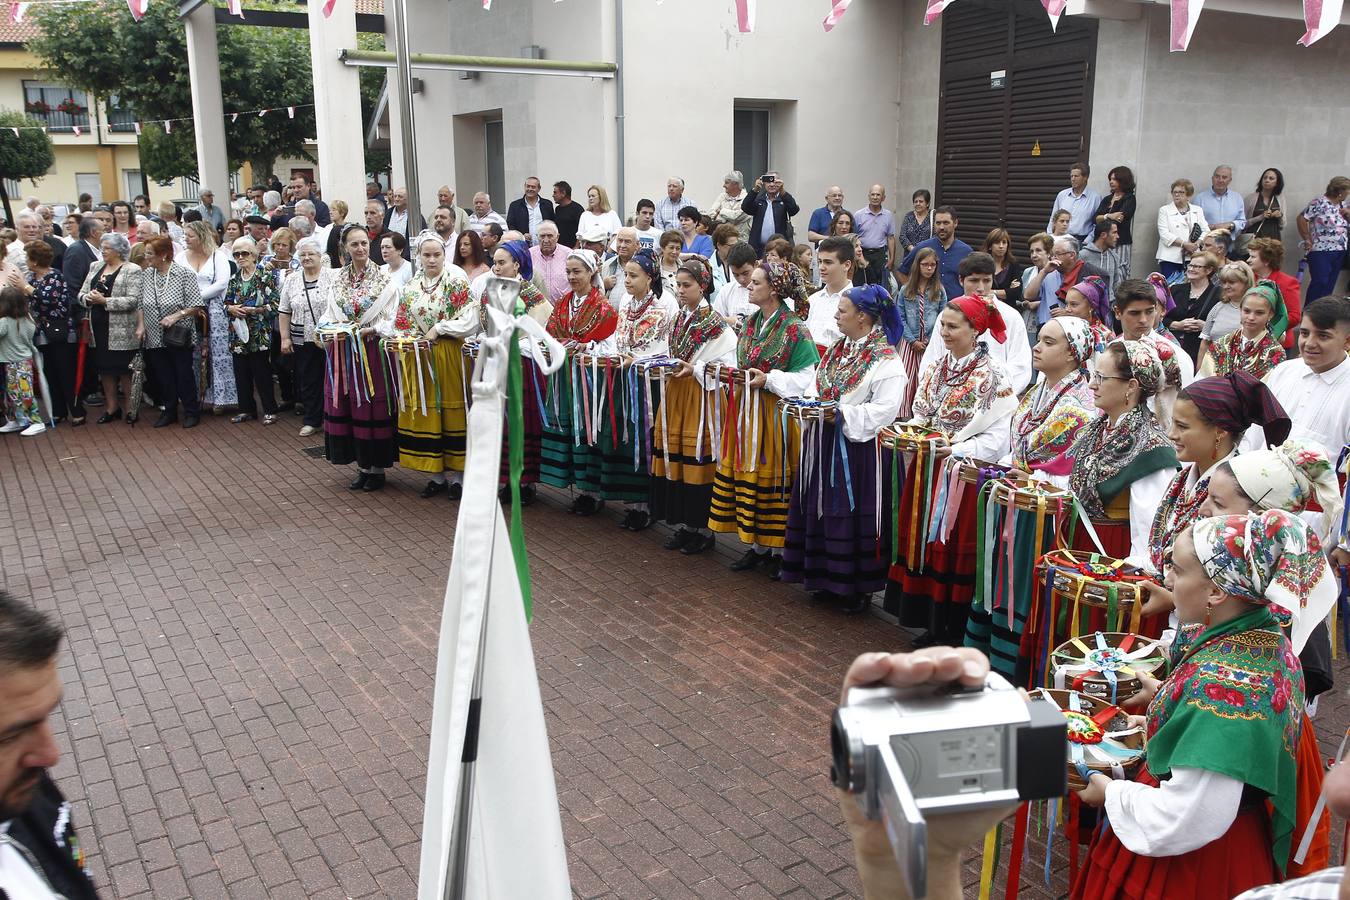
[
  {"xmin": 3, "ymin": 179, "xmax": 20, "ymax": 198},
  {"xmin": 124, "ymin": 170, "xmax": 142, "ymax": 200},
  {"xmin": 23, "ymin": 82, "xmax": 89, "ymax": 132},
  {"xmin": 484, "ymin": 119, "xmax": 504, "ymax": 215},
  {"xmin": 75, "ymin": 174, "xmax": 101, "ymax": 204},
  {"xmin": 107, "ymin": 94, "xmax": 137, "ymax": 134},
  {"xmin": 733, "ymin": 108, "xmax": 771, "ymax": 187}
]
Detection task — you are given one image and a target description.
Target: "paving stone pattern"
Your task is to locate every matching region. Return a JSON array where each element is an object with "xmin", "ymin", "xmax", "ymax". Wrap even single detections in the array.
[{"xmin": 2, "ymin": 418, "xmax": 1346, "ymax": 898}]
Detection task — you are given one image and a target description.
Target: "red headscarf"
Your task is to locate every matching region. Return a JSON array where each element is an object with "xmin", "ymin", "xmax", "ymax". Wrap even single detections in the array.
[{"xmin": 949, "ymin": 295, "xmax": 1007, "ymax": 344}]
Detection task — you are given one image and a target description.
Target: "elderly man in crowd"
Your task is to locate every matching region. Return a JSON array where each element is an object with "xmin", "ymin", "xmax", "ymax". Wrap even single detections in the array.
[
  {"xmin": 436, "ymin": 185, "xmax": 470, "ymax": 234},
  {"xmin": 808, "ymin": 186, "xmax": 847, "ymax": 242},
  {"xmin": 506, "ymin": 176, "xmax": 554, "ymax": 243},
  {"xmin": 1195, "ymin": 164, "xmax": 1246, "ymax": 235},
  {"xmin": 603, "ymin": 225, "xmax": 640, "ymax": 307},
  {"xmin": 293, "ymin": 199, "xmax": 322, "ymax": 243},
  {"xmin": 468, "ymin": 192, "xmax": 507, "ymax": 236},
  {"xmin": 5, "ymin": 211, "xmax": 44, "ymax": 271},
  {"xmin": 854, "ymin": 184, "xmax": 896, "ymax": 286},
  {"xmin": 705, "ymin": 171, "xmax": 752, "ymax": 241},
  {"xmin": 656, "ymin": 177, "xmax": 696, "ymax": 232},
  {"xmin": 530, "ymin": 220, "xmax": 569, "ymax": 302},
  {"xmin": 194, "ymin": 188, "xmax": 226, "ymax": 233},
  {"xmin": 36, "ymin": 205, "xmax": 61, "ymax": 239},
  {"xmin": 1047, "ymin": 162, "xmax": 1101, "ymax": 242},
  {"xmin": 135, "ymin": 219, "xmax": 160, "ymax": 244}
]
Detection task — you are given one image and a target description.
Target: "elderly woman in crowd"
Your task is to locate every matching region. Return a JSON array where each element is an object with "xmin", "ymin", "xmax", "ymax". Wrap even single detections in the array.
[
  {"xmin": 379, "ymin": 232, "xmax": 414, "ymax": 290},
  {"xmin": 706, "ymin": 171, "xmax": 752, "ymax": 241},
  {"xmin": 321, "ymin": 225, "xmax": 393, "ymax": 490},
  {"xmin": 708, "ymin": 261, "xmax": 819, "ymax": 578},
  {"xmin": 1297, "ymin": 175, "xmax": 1350, "ymax": 301},
  {"xmin": 222, "ymin": 236, "xmax": 280, "ymax": 426},
  {"xmin": 176, "ymin": 219, "xmax": 233, "ymax": 411},
  {"xmin": 79, "ymin": 232, "xmax": 142, "ymax": 425},
  {"xmin": 1155, "ymin": 178, "xmax": 1210, "ymax": 281},
  {"xmin": 278, "ymin": 237, "xmax": 331, "ymax": 437},
  {"xmin": 18, "ymin": 240, "xmax": 79, "ymax": 425},
  {"xmin": 1075, "ymin": 509, "xmax": 1333, "ymax": 899},
  {"xmin": 780, "ymin": 284, "xmax": 905, "ymax": 614},
  {"xmin": 1200, "ymin": 280, "xmax": 1287, "ymax": 379},
  {"xmin": 140, "ymin": 235, "xmax": 205, "ymax": 429},
  {"xmin": 390, "ymin": 235, "xmax": 478, "ymax": 499},
  {"xmin": 1197, "ymin": 261, "xmax": 1255, "ymax": 364},
  {"xmin": 1165, "ymin": 251, "xmax": 1220, "ymax": 362}
]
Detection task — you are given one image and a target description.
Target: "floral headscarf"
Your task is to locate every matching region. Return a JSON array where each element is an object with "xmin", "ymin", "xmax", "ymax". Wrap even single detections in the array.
[
  {"xmin": 1114, "ymin": 339, "xmax": 1165, "ymax": 397},
  {"xmin": 1191, "ymin": 510, "xmax": 1336, "ymax": 654},
  {"xmin": 1226, "ymin": 440, "xmax": 1343, "ymax": 538},
  {"xmin": 676, "ymin": 257, "xmax": 713, "ymax": 298},
  {"xmin": 948, "ymin": 294, "xmax": 1007, "ymax": 343},
  {"xmin": 630, "ymin": 248, "xmax": 663, "ymax": 296},
  {"xmin": 760, "ymin": 259, "xmax": 809, "ymax": 310},
  {"xmin": 1052, "ymin": 315, "xmax": 1095, "ymax": 369},
  {"xmin": 1147, "ymin": 272, "xmax": 1177, "ymax": 315}
]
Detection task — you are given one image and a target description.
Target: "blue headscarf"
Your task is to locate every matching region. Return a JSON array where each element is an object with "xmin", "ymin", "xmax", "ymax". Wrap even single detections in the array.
[
  {"xmin": 501, "ymin": 240, "xmax": 532, "ymax": 281},
  {"xmin": 847, "ymin": 284, "xmax": 904, "ymax": 345},
  {"xmin": 630, "ymin": 248, "xmax": 663, "ymax": 297}
]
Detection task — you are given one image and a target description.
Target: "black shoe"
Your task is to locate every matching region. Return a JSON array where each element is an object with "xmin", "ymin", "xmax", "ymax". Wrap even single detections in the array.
[
  {"xmin": 350, "ymin": 472, "xmax": 371, "ymax": 491},
  {"xmin": 153, "ymin": 413, "xmax": 177, "ymax": 429},
  {"xmin": 448, "ymin": 481, "xmax": 463, "ymax": 501},
  {"xmin": 518, "ymin": 483, "xmax": 536, "ymax": 506},
  {"xmin": 420, "ymin": 480, "xmax": 448, "ymax": 499},
  {"xmin": 96, "ymin": 409, "xmax": 123, "ymax": 425},
  {"xmin": 85, "ymin": 391, "xmax": 105, "ymax": 407},
  {"xmin": 810, "ymin": 590, "xmax": 836, "ymax": 603},
  {"xmin": 680, "ymin": 533, "xmax": 716, "ymax": 556},
  {"xmin": 764, "ymin": 557, "xmax": 782, "ymax": 580},
  {"xmin": 664, "ymin": 529, "xmax": 692, "ymax": 551},
  {"xmin": 911, "ymin": 630, "xmax": 939, "ymax": 649},
  {"xmin": 182, "ymin": 415, "xmax": 200, "ymax": 429},
  {"xmin": 571, "ymin": 495, "xmax": 603, "ymax": 516},
  {"xmin": 839, "ymin": 594, "xmax": 872, "ymax": 615},
  {"xmin": 620, "ymin": 510, "xmax": 652, "ymax": 531},
  {"xmin": 730, "ymin": 549, "xmax": 768, "ymax": 572},
  {"xmin": 69, "ymin": 415, "xmax": 86, "ymax": 427},
  {"xmin": 362, "ymin": 473, "xmax": 386, "ymax": 492}
]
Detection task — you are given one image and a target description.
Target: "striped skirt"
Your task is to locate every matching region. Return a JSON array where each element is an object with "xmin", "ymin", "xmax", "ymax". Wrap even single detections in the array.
[
  {"xmin": 540, "ymin": 364, "xmax": 650, "ymax": 502},
  {"xmin": 650, "ymin": 374, "xmax": 717, "ymax": 529},
  {"xmin": 392, "ymin": 337, "xmax": 468, "ymax": 474},
  {"xmin": 708, "ymin": 391, "xmax": 799, "ymax": 548},
  {"xmin": 324, "ymin": 333, "xmax": 396, "ymax": 470}
]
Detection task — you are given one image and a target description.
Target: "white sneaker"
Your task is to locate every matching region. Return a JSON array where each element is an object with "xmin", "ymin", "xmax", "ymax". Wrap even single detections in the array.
[
  {"xmin": 0, "ymin": 421, "xmax": 24, "ymax": 434},
  {"xmin": 19, "ymin": 422, "xmax": 46, "ymax": 436},
  {"xmin": 299, "ymin": 425, "xmax": 318, "ymax": 437}
]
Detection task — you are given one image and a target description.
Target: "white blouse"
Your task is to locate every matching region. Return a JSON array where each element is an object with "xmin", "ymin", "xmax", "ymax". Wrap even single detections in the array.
[{"xmin": 176, "ymin": 247, "xmax": 231, "ymax": 304}]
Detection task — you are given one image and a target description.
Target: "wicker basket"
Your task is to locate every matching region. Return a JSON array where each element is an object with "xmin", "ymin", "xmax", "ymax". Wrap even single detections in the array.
[
  {"xmin": 776, "ymin": 397, "xmax": 836, "ymax": 423},
  {"xmin": 702, "ymin": 361, "xmax": 744, "ymax": 384},
  {"xmin": 1032, "ymin": 688, "xmax": 1146, "ymax": 791},
  {"xmin": 1037, "ymin": 549, "xmax": 1150, "ymax": 615},
  {"xmin": 957, "ymin": 459, "xmax": 1008, "ymax": 485},
  {"xmin": 1050, "ymin": 632, "xmax": 1166, "ymax": 704},
  {"xmin": 986, "ymin": 474, "xmax": 1071, "ymax": 512},
  {"xmin": 879, "ymin": 423, "xmax": 949, "ymax": 453}
]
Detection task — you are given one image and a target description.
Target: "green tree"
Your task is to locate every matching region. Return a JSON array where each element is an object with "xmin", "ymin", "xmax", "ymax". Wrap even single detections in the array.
[
  {"xmin": 29, "ymin": 1, "xmax": 317, "ymax": 181},
  {"xmin": 0, "ymin": 110, "xmax": 55, "ymax": 225}
]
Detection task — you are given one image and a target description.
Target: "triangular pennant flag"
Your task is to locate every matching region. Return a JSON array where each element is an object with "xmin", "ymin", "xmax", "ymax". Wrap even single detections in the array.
[
  {"xmin": 924, "ymin": 0, "xmax": 958, "ymax": 24},
  {"xmin": 164, "ymin": 120, "xmax": 171, "ymax": 133},
  {"xmin": 734, "ymin": 0, "xmax": 755, "ymax": 32},
  {"xmin": 231, "ymin": 112, "xmax": 239, "ymax": 122},
  {"xmin": 1299, "ymin": 0, "xmax": 1343, "ymax": 45},
  {"xmin": 287, "ymin": 106, "xmax": 295, "ymax": 119},
  {"xmin": 133, "ymin": 122, "xmax": 141, "ymax": 135},
  {"xmin": 321, "ymin": 0, "xmax": 335, "ymax": 16},
  {"xmin": 482, "ymin": 0, "xmax": 491, "ymax": 8},
  {"xmin": 10, "ymin": 3, "xmax": 30, "ymax": 23},
  {"xmin": 226, "ymin": 0, "xmax": 243, "ymax": 16},
  {"xmin": 821, "ymin": 0, "xmax": 853, "ymax": 31},
  {"xmin": 126, "ymin": 0, "xmax": 147, "ymax": 21},
  {"xmin": 9, "ymin": 127, "xmax": 18, "ymax": 137},
  {"xmin": 1170, "ymin": 0, "xmax": 1205, "ymax": 50},
  {"xmin": 1041, "ymin": 0, "xmax": 1067, "ymax": 31},
  {"xmin": 72, "ymin": 125, "xmax": 81, "ymax": 136}
]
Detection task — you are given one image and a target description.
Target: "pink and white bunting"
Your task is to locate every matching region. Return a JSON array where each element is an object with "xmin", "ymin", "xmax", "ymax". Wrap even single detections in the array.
[
  {"xmin": 1170, "ymin": 0, "xmax": 1205, "ymax": 50},
  {"xmin": 1299, "ymin": 0, "xmax": 1343, "ymax": 45},
  {"xmin": 734, "ymin": 0, "xmax": 755, "ymax": 33},
  {"xmin": 9, "ymin": 2, "xmax": 29, "ymax": 23},
  {"xmin": 133, "ymin": 122, "xmax": 141, "ymax": 135},
  {"xmin": 1041, "ymin": 0, "xmax": 1067, "ymax": 31},
  {"xmin": 226, "ymin": 0, "xmax": 244, "ymax": 17},
  {"xmin": 126, "ymin": 0, "xmax": 147, "ymax": 21},
  {"xmin": 317, "ymin": 0, "xmax": 335, "ymax": 18},
  {"xmin": 924, "ymin": 0, "xmax": 958, "ymax": 25},
  {"xmin": 821, "ymin": 0, "xmax": 853, "ymax": 32}
]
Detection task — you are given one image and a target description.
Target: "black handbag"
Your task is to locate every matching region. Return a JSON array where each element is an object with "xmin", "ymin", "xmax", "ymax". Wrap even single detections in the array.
[{"xmin": 163, "ymin": 318, "xmax": 194, "ymax": 348}]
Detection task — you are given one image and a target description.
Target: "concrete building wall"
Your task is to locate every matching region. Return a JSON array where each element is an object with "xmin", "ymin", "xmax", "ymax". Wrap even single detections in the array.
[
  {"xmin": 894, "ymin": 0, "xmax": 941, "ymax": 205},
  {"xmin": 1088, "ymin": 3, "xmax": 1350, "ymax": 275}
]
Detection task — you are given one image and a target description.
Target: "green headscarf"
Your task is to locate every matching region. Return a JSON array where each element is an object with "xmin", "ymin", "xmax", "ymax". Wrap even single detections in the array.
[{"xmin": 1246, "ymin": 279, "xmax": 1289, "ymax": 341}]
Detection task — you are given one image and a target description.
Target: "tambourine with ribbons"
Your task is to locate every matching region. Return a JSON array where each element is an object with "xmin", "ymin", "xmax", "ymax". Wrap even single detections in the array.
[
  {"xmin": 880, "ymin": 424, "xmax": 949, "ymax": 572},
  {"xmin": 316, "ymin": 321, "xmax": 380, "ymax": 409},
  {"xmin": 382, "ymin": 336, "xmax": 440, "ymax": 416},
  {"xmin": 1032, "ymin": 688, "xmax": 1146, "ymax": 790},
  {"xmin": 1050, "ymin": 632, "xmax": 1166, "ymax": 705},
  {"xmin": 778, "ymin": 398, "xmax": 844, "ymax": 515},
  {"xmin": 1037, "ymin": 549, "xmax": 1152, "ymax": 634}
]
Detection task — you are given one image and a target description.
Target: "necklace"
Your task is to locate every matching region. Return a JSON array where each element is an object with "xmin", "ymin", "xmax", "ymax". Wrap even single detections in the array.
[{"xmin": 1016, "ymin": 372, "xmax": 1082, "ymax": 441}]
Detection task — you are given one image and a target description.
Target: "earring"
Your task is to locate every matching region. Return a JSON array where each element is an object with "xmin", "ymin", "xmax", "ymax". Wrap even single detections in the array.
[{"xmin": 1203, "ymin": 602, "xmax": 1213, "ymax": 628}]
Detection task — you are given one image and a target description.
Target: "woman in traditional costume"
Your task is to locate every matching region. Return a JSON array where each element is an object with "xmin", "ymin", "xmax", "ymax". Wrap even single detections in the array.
[
  {"xmin": 892, "ymin": 295, "xmax": 1018, "ymax": 646},
  {"xmin": 652, "ymin": 257, "xmax": 737, "ymax": 555},
  {"xmin": 1058, "ymin": 274, "xmax": 1116, "ymax": 356},
  {"xmin": 708, "ymin": 260, "xmax": 820, "ymax": 578},
  {"xmin": 390, "ymin": 235, "xmax": 477, "ymax": 499},
  {"xmin": 540, "ymin": 248, "xmax": 620, "ymax": 515},
  {"xmin": 1199, "ymin": 280, "xmax": 1287, "ymax": 380},
  {"xmin": 320, "ymin": 225, "xmax": 395, "ymax": 492},
  {"xmin": 1074, "ymin": 509, "xmax": 1335, "ymax": 899},
  {"xmin": 486, "ymin": 240, "xmax": 552, "ymax": 504},
  {"xmin": 1002, "ymin": 315, "xmax": 1097, "ymax": 484},
  {"xmin": 1067, "ymin": 340, "xmax": 1179, "ymax": 564},
  {"xmin": 780, "ymin": 284, "xmax": 906, "ymax": 613}
]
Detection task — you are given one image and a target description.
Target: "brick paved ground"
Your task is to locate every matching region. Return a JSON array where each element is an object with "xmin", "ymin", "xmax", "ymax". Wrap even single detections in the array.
[{"xmin": 2, "ymin": 416, "xmax": 1347, "ymax": 899}]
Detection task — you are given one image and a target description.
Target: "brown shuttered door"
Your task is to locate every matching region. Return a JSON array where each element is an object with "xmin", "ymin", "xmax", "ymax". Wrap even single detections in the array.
[{"xmin": 935, "ymin": 0, "xmax": 1098, "ymax": 252}]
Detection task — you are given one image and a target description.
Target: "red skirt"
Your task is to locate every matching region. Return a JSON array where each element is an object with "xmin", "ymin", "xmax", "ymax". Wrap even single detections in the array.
[
  {"xmin": 1288, "ymin": 714, "xmax": 1330, "ymax": 877},
  {"xmin": 1073, "ymin": 771, "xmax": 1277, "ymax": 900},
  {"xmin": 1065, "ymin": 519, "xmax": 1166, "ymax": 640}
]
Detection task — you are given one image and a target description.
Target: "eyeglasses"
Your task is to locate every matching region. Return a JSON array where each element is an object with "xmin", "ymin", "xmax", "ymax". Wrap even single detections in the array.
[
  {"xmin": 233, "ymin": 251, "xmax": 252, "ymax": 259},
  {"xmin": 1089, "ymin": 372, "xmax": 1130, "ymax": 385}
]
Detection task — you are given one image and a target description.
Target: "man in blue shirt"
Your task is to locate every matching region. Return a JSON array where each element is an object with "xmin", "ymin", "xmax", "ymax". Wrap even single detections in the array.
[
  {"xmin": 853, "ymin": 185, "xmax": 896, "ymax": 286},
  {"xmin": 1195, "ymin": 165, "xmax": 1246, "ymax": 235},
  {"xmin": 1047, "ymin": 162, "xmax": 1101, "ymax": 242},
  {"xmin": 897, "ymin": 205, "xmax": 972, "ymax": 299},
  {"xmin": 807, "ymin": 186, "xmax": 846, "ymax": 241}
]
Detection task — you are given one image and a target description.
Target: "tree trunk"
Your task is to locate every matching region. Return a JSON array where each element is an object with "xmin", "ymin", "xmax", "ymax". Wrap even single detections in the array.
[
  {"xmin": 249, "ymin": 155, "xmax": 277, "ymax": 187},
  {"xmin": 0, "ymin": 178, "xmax": 13, "ymax": 229}
]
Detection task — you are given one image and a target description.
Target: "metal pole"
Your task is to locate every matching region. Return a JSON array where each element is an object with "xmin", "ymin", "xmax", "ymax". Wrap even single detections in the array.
[
  {"xmin": 614, "ymin": 0, "xmax": 625, "ymax": 217},
  {"xmin": 390, "ymin": 0, "xmax": 420, "ymax": 224}
]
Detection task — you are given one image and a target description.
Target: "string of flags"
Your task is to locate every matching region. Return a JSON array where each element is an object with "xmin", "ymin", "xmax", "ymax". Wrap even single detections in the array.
[
  {"xmin": 9, "ymin": 0, "xmax": 1340, "ymax": 52},
  {"xmin": 3, "ymin": 102, "xmax": 314, "ymax": 137}
]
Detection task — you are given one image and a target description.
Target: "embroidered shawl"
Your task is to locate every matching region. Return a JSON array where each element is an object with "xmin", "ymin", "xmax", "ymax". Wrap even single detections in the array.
[
  {"xmin": 736, "ymin": 305, "xmax": 818, "ymax": 372},
  {"xmin": 547, "ymin": 287, "xmax": 618, "ymax": 344},
  {"xmin": 1068, "ymin": 404, "xmax": 1178, "ymax": 518},
  {"xmin": 1207, "ymin": 329, "xmax": 1285, "ymax": 381},
  {"xmin": 816, "ymin": 327, "xmax": 897, "ymax": 403},
  {"xmin": 910, "ymin": 345, "xmax": 1016, "ymax": 441},
  {"xmin": 669, "ymin": 303, "xmax": 728, "ymax": 362},
  {"xmin": 1147, "ymin": 455, "xmax": 1233, "ymax": 574},
  {"xmin": 391, "ymin": 273, "xmax": 473, "ymax": 337},
  {"xmin": 617, "ymin": 291, "xmax": 672, "ymax": 357},
  {"xmin": 331, "ymin": 263, "xmax": 390, "ymax": 322},
  {"xmin": 1009, "ymin": 372, "xmax": 1095, "ymax": 474}
]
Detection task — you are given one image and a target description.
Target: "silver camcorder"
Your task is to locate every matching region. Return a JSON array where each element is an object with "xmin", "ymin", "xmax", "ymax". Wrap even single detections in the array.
[{"xmin": 831, "ymin": 673, "xmax": 1066, "ymax": 898}]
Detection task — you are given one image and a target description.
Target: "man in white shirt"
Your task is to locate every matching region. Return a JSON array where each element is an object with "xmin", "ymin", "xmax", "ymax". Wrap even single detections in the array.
[
  {"xmin": 1047, "ymin": 162, "xmax": 1102, "ymax": 243},
  {"xmin": 1110, "ymin": 279, "xmax": 1195, "ymax": 387},
  {"xmin": 603, "ymin": 226, "xmax": 640, "ymax": 307},
  {"xmin": 711, "ymin": 243, "xmax": 758, "ymax": 328},
  {"xmin": 468, "ymin": 193, "xmax": 507, "ymax": 236},
  {"xmin": 655, "ymin": 177, "xmax": 696, "ymax": 232},
  {"xmin": 1242, "ymin": 297, "xmax": 1350, "ymax": 537},
  {"xmin": 918, "ymin": 252, "xmax": 1032, "ymax": 394},
  {"xmin": 632, "ymin": 200, "xmax": 663, "ymax": 252},
  {"xmin": 4, "ymin": 211, "xmax": 42, "ymax": 271},
  {"xmin": 805, "ymin": 237, "xmax": 857, "ymax": 350}
]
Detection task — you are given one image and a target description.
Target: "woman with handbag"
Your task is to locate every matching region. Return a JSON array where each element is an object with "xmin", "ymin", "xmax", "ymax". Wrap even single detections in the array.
[
  {"xmin": 1243, "ymin": 167, "xmax": 1286, "ymax": 243},
  {"xmin": 278, "ymin": 239, "xmax": 333, "ymax": 438},
  {"xmin": 139, "ymin": 235, "xmax": 205, "ymax": 429},
  {"xmin": 78, "ymin": 232, "xmax": 143, "ymax": 425},
  {"xmin": 1155, "ymin": 179, "xmax": 1210, "ymax": 282},
  {"xmin": 1093, "ymin": 166, "xmax": 1138, "ymax": 276},
  {"xmin": 177, "ymin": 220, "xmax": 233, "ymax": 411},
  {"xmin": 223, "ymin": 237, "xmax": 280, "ymax": 426}
]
